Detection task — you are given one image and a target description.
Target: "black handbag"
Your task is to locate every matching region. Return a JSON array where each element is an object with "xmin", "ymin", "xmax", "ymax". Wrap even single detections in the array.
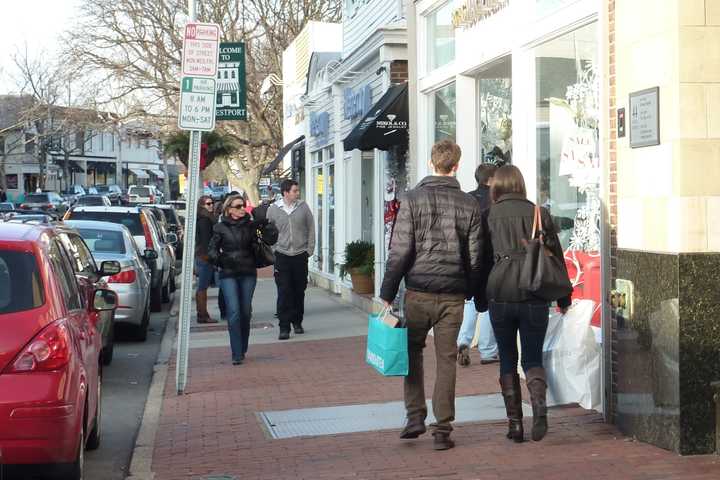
[
  {"xmin": 518, "ymin": 206, "xmax": 573, "ymax": 301},
  {"xmin": 253, "ymin": 229, "xmax": 275, "ymax": 268}
]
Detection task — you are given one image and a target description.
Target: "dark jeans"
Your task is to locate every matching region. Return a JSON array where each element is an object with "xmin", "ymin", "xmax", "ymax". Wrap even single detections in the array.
[
  {"xmin": 403, "ymin": 290, "xmax": 465, "ymax": 433},
  {"xmin": 219, "ymin": 274, "xmax": 257, "ymax": 361},
  {"xmin": 488, "ymin": 301, "xmax": 549, "ymax": 376},
  {"xmin": 274, "ymin": 252, "xmax": 309, "ymax": 333}
]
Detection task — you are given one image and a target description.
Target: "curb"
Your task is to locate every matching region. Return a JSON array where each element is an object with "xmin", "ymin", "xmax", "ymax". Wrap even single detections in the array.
[{"xmin": 126, "ymin": 291, "xmax": 179, "ymax": 480}]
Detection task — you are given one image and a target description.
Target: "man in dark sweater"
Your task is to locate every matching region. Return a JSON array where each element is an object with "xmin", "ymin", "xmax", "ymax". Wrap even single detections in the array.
[
  {"xmin": 456, "ymin": 164, "xmax": 499, "ymax": 367},
  {"xmin": 380, "ymin": 140, "xmax": 483, "ymax": 451}
]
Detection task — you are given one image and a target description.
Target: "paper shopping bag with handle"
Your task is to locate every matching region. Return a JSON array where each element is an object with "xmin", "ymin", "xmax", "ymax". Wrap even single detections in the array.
[{"xmin": 365, "ymin": 310, "xmax": 408, "ymax": 376}]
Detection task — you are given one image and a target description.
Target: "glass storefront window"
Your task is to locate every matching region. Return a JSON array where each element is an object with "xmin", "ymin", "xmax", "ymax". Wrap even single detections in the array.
[
  {"xmin": 327, "ymin": 163, "xmax": 335, "ymax": 275},
  {"xmin": 313, "ymin": 165, "xmax": 324, "ymax": 271},
  {"xmin": 427, "ymin": 2, "xmax": 455, "ymax": 70},
  {"xmin": 433, "ymin": 83, "xmax": 456, "ymax": 142},
  {"xmin": 535, "ymin": 22, "xmax": 599, "ymax": 327},
  {"xmin": 478, "ymin": 58, "xmax": 512, "ymax": 165}
]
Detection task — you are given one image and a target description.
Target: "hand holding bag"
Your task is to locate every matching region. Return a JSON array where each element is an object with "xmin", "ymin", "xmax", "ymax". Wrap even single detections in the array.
[
  {"xmin": 366, "ymin": 308, "xmax": 408, "ymax": 376},
  {"xmin": 252, "ymin": 229, "xmax": 275, "ymax": 268},
  {"xmin": 519, "ymin": 206, "xmax": 573, "ymax": 301}
]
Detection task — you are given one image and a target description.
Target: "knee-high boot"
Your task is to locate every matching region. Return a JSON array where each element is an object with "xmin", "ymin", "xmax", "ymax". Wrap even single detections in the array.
[
  {"xmin": 526, "ymin": 367, "xmax": 548, "ymax": 441},
  {"xmin": 196, "ymin": 290, "xmax": 216, "ymax": 323},
  {"xmin": 499, "ymin": 373, "xmax": 524, "ymax": 443}
]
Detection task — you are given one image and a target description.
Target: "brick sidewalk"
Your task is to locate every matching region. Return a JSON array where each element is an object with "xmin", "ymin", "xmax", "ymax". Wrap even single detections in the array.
[{"xmin": 151, "ymin": 285, "xmax": 720, "ymax": 480}]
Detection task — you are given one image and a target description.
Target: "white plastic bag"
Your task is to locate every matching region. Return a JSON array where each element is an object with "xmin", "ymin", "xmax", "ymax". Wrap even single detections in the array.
[{"xmin": 541, "ymin": 299, "xmax": 601, "ymax": 410}]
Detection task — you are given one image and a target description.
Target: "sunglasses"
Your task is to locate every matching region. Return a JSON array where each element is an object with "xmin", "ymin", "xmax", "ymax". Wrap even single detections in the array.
[
  {"xmin": 229, "ymin": 203, "xmax": 245, "ymax": 209},
  {"xmin": 204, "ymin": 201, "xmax": 213, "ymax": 205}
]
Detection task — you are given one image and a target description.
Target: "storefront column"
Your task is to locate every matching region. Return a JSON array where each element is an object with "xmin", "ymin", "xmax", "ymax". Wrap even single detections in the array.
[
  {"xmin": 512, "ymin": 48, "xmax": 538, "ymax": 200},
  {"xmin": 455, "ymin": 74, "xmax": 478, "ymax": 191}
]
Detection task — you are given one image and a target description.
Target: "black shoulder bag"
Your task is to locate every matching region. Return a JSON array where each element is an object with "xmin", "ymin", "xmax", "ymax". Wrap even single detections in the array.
[
  {"xmin": 253, "ymin": 228, "xmax": 275, "ymax": 268},
  {"xmin": 519, "ymin": 206, "xmax": 573, "ymax": 301}
]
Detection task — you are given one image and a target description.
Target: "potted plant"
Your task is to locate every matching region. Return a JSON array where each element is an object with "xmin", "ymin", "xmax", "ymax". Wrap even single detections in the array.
[{"xmin": 338, "ymin": 240, "xmax": 375, "ymax": 294}]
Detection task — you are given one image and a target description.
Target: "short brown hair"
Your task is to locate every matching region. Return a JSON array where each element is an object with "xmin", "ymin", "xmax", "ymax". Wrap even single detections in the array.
[
  {"xmin": 474, "ymin": 164, "xmax": 497, "ymax": 185},
  {"xmin": 222, "ymin": 194, "xmax": 246, "ymax": 216},
  {"xmin": 490, "ymin": 165, "xmax": 526, "ymax": 202},
  {"xmin": 431, "ymin": 140, "xmax": 461, "ymax": 174}
]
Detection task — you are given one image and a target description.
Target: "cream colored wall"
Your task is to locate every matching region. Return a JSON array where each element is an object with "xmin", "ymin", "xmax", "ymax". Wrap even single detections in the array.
[{"xmin": 616, "ymin": 0, "xmax": 720, "ymax": 253}]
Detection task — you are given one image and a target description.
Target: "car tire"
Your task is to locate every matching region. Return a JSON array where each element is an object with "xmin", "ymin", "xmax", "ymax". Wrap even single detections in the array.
[
  {"xmin": 61, "ymin": 419, "xmax": 85, "ymax": 480},
  {"xmin": 150, "ymin": 284, "xmax": 163, "ymax": 312},
  {"xmin": 134, "ymin": 299, "xmax": 150, "ymax": 342},
  {"xmin": 162, "ymin": 279, "xmax": 171, "ymax": 303},
  {"xmin": 86, "ymin": 372, "xmax": 102, "ymax": 451},
  {"xmin": 101, "ymin": 326, "xmax": 114, "ymax": 366}
]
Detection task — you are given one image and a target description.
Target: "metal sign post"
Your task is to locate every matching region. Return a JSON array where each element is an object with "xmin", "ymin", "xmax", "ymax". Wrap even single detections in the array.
[{"xmin": 176, "ymin": 0, "xmax": 219, "ymax": 394}]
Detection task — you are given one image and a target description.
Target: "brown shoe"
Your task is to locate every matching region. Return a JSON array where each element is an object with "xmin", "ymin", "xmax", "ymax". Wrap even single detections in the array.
[
  {"xmin": 457, "ymin": 344, "xmax": 470, "ymax": 367},
  {"xmin": 526, "ymin": 367, "xmax": 548, "ymax": 441},
  {"xmin": 400, "ymin": 421, "xmax": 426, "ymax": 439},
  {"xmin": 499, "ymin": 373, "xmax": 524, "ymax": 443},
  {"xmin": 432, "ymin": 432, "xmax": 455, "ymax": 450}
]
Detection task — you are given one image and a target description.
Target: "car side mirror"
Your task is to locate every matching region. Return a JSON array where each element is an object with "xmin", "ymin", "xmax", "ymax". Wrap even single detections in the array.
[
  {"xmin": 144, "ymin": 249, "xmax": 159, "ymax": 260},
  {"xmin": 93, "ymin": 289, "xmax": 118, "ymax": 311},
  {"xmin": 165, "ymin": 232, "xmax": 178, "ymax": 245},
  {"xmin": 99, "ymin": 260, "xmax": 121, "ymax": 277}
]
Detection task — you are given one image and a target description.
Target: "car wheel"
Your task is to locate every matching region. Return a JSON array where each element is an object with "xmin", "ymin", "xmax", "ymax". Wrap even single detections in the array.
[
  {"xmin": 162, "ymin": 280, "xmax": 171, "ymax": 303},
  {"xmin": 86, "ymin": 372, "xmax": 102, "ymax": 450},
  {"xmin": 134, "ymin": 298, "xmax": 150, "ymax": 342},
  {"xmin": 62, "ymin": 419, "xmax": 85, "ymax": 480},
  {"xmin": 150, "ymin": 284, "xmax": 162, "ymax": 312},
  {"xmin": 101, "ymin": 326, "xmax": 114, "ymax": 366}
]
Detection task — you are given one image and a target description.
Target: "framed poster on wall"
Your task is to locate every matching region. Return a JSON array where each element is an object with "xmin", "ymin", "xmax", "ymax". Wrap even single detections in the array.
[{"xmin": 629, "ymin": 87, "xmax": 660, "ymax": 148}]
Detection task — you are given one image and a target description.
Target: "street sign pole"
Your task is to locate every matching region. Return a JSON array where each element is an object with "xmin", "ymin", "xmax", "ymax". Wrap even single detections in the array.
[{"xmin": 176, "ymin": 0, "xmax": 218, "ymax": 394}]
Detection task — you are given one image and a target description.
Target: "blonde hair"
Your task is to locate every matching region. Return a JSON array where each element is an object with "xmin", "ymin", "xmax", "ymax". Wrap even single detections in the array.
[
  {"xmin": 431, "ymin": 140, "xmax": 461, "ymax": 174},
  {"xmin": 222, "ymin": 194, "xmax": 245, "ymax": 216}
]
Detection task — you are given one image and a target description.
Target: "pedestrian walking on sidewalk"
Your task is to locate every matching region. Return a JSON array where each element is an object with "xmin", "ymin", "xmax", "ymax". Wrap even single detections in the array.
[
  {"xmin": 195, "ymin": 195, "xmax": 219, "ymax": 324},
  {"xmin": 380, "ymin": 140, "xmax": 483, "ymax": 451},
  {"xmin": 457, "ymin": 164, "xmax": 499, "ymax": 367},
  {"xmin": 208, "ymin": 194, "xmax": 278, "ymax": 364},
  {"xmin": 475, "ymin": 165, "xmax": 571, "ymax": 443},
  {"xmin": 267, "ymin": 179, "xmax": 315, "ymax": 340}
]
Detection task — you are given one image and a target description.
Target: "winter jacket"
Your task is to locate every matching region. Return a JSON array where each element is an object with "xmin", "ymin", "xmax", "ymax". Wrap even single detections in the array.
[
  {"xmin": 380, "ymin": 175, "xmax": 483, "ymax": 302},
  {"xmin": 207, "ymin": 216, "xmax": 278, "ymax": 278},
  {"xmin": 475, "ymin": 193, "xmax": 572, "ymax": 311},
  {"xmin": 469, "ymin": 184, "xmax": 492, "ymax": 212},
  {"xmin": 195, "ymin": 210, "xmax": 215, "ymax": 259},
  {"xmin": 266, "ymin": 199, "xmax": 315, "ymax": 257}
]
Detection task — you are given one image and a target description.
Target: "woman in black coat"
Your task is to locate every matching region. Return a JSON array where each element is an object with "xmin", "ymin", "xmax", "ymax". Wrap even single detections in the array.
[
  {"xmin": 208, "ymin": 194, "xmax": 278, "ymax": 364},
  {"xmin": 477, "ymin": 165, "xmax": 571, "ymax": 443}
]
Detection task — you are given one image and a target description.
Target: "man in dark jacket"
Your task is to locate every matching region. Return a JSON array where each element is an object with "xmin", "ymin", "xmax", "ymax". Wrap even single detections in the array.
[
  {"xmin": 380, "ymin": 140, "xmax": 483, "ymax": 451},
  {"xmin": 457, "ymin": 164, "xmax": 499, "ymax": 367}
]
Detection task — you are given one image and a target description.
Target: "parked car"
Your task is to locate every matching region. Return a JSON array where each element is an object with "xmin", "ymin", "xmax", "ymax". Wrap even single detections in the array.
[
  {"xmin": 74, "ymin": 194, "xmax": 112, "ymax": 207},
  {"xmin": 60, "ymin": 185, "xmax": 87, "ymax": 205},
  {"xmin": 150, "ymin": 204, "xmax": 185, "ymax": 260},
  {"xmin": 18, "ymin": 192, "xmax": 69, "ymax": 215},
  {"xmin": 127, "ymin": 185, "xmax": 159, "ymax": 205},
  {"xmin": 64, "ymin": 206, "xmax": 177, "ymax": 312},
  {"xmin": 66, "ymin": 220, "xmax": 154, "ymax": 341},
  {"xmin": 54, "ymin": 223, "xmax": 120, "ymax": 365},
  {"xmin": 166, "ymin": 200, "xmax": 187, "ymax": 219},
  {"xmin": 139, "ymin": 205, "xmax": 179, "ymax": 282},
  {"xmin": 92, "ymin": 185, "xmax": 124, "ymax": 205},
  {"xmin": 0, "ymin": 221, "xmax": 118, "ymax": 479},
  {"xmin": 210, "ymin": 184, "xmax": 230, "ymax": 200},
  {"xmin": 0, "ymin": 202, "xmax": 15, "ymax": 212}
]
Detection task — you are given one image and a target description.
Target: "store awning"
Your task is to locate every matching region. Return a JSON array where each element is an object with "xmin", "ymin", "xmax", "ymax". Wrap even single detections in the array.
[
  {"xmin": 87, "ymin": 161, "xmax": 116, "ymax": 174},
  {"xmin": 127, "ymin": 168, "xmax": 149, "ymax": 179},
  {"xmin": 343, "ymin": 83, "xmax": 408, "ymax": 152},
  {"xmin": 149, "ymin": 168, "xmax": 165, "ymax": 179},
  {"xmin": 217, "ymin": 81, "xmax": 240, "ymax": 93},
  {"xmin": 262, "ymin": 135, "xmax": 305, "ymax": 175},
  {"xmin": 54, "ymin": 158, "xmax": 85, "ymax": 173}
]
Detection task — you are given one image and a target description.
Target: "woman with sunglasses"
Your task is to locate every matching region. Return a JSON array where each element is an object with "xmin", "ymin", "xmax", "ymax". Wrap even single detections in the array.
[
  {"xmin": 208, "ymin": 194, "xmax": 278, "ymax": 364},
  {"xmin": 195, "ymin": 195, "xmax": 219, "ymax": 323}
]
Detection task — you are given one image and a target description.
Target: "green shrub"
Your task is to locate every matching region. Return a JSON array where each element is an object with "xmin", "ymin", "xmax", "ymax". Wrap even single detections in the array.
[{"xmin": 338, "ymin": 240, "xmax": 374, "ymax": 279}]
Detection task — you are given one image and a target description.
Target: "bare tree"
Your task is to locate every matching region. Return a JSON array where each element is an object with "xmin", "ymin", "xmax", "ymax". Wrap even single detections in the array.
[{"xmin": 63, "ymin": 0, "xmax": 341, "ymax": 203}]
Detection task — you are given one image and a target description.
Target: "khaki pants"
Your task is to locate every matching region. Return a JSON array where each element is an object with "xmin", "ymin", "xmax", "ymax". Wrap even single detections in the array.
[{"xmin": 403, "ymin": 289, "xmax": 465, "ymax": 433}]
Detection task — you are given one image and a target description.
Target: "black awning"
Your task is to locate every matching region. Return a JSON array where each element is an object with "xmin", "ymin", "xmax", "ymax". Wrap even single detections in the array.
[
  {"xmin": 54, "ymin": 158, "xmax": 85, "ymax": 173},
  {"xmin": 87, "ymin": 161, "xmax": 115, "ymax": 174},
  {"xmin": 343, "ymin": 83, "xmax": 408, "ymax": 152},
  {"xmin": 262, "ymin": 135, "xmax": 305, "ymax": 176}
]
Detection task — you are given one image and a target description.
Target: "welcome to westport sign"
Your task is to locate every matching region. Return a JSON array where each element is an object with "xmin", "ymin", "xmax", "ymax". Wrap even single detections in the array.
[{"xmin": 451, "ymin": 0, "xmax": 510, "ymax": 29}]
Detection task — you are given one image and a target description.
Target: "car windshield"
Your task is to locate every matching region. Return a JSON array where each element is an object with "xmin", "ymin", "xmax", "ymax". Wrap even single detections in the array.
[
  {"xmin": 0, "ymin": 203, "xmax": 13, "ymax": 211},
  {"xmin": 76, "ymin": 228, "xmax": 126, "ymax": 254},
  {"xmin": 131, "ymin": 187, "xmax": 151, "ymax": 196},
  {"xmin": 67, "ymin": 211, "xmax": 143, "ymax": 236},
  {"xmin": 25, "ymin": 194, "xmax": 50, "ymax": 202},
  {"xmin": 0, "ymin": 250, "xmax": 44, "ymax": 314},
  {"xmin": 76, "ymin": 196, "xmax": 106, "ymax": 206},
  {"xmin": 94, "ymin": 185, "xmax": 110, "ymax": 193}
]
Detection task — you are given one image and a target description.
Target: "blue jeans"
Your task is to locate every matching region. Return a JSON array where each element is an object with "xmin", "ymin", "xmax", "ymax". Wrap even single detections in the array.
[
  {"xmin": 488, "ymin": 301, "xmax": 549, "ymax": 376},
  {"xmin": 457, "ymin": 300, "xmax": 498, "ymax": 359},
  {"xmin": 195, "ymin": 258, "xmax": 214, "ymax": 291},
  {"xmin": 219, "ymin": 274, "xmax": 257, "ymax": 361}
]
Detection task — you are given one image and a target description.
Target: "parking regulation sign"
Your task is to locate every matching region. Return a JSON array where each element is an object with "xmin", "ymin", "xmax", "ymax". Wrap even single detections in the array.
[
  {"xmin": 178, "ymin": 77, "xmax": 217, "ymax": 131},
  {"xmin": 181, "ymin": 22, "xmax": 220, "ymax": 77}
]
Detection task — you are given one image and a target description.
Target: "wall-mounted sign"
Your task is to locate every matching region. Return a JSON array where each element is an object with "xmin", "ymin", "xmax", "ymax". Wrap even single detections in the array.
[
  {"xmin": 629, "ymin": 87, "xmax": 660, "ymax": 148},
  {"xmin": 310, "ymin": 111, "xmax": 330, "ymax": 138},
  {"xmin": 451, "ymin": 0, "xmax": 510, "ymax": 29},
  {"xmin": 216, "ymin": 42, "xmax": 247, "ymax": 121},
  {"xmin": 617, "ymin": 107, "xmax": 626, "ymax": 138},
  {"xmin": 343, "ymin": 84, "xmax": 373, "ymax": 120}
]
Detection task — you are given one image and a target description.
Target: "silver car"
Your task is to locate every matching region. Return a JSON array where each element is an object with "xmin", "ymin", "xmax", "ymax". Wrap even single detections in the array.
[{"xmin": 65, "ymin": 220, "xmax": 155, "ymax": 341}]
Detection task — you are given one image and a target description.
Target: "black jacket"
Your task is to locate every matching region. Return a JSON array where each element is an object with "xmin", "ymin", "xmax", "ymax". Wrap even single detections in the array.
[
  {"xmin": 380, "ymin": 176, "xmax": 483, "ymax": 301},
  {"xmin": 476, "ymin": 193, "xmax": 571, "ymax": 310},
  {"xmin": 208, "ymin": 216, "xmax": 278, "ymax": 278},
  {"xmin": 195, "ymin": 212, "xmax": 215, "ymax": 258},
  {"xmin": 469, "ymin": 184, "xmax": 492, "ymax": 212}
]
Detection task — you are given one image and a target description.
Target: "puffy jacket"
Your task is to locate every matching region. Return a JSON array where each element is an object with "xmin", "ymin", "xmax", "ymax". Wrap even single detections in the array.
[
  {"xmin": 208, "ymin": 216, "xmax": 278, "ymax": 278},
  {"xmin": 476, "ymin": 193, "xmax": 571, "ymax": 310},
  {"xmin": 195, "ymin": 211, "xmax": 215, "ymax": 258},
  {"xmin": 380, "ymin": 176, "xmax": 483, "ymax": 301}
]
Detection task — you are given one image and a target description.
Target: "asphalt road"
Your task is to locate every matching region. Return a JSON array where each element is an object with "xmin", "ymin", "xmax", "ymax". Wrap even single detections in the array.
[{"xmin": 1, "ymin": 301, "xmax": 171, "ymax": 480}]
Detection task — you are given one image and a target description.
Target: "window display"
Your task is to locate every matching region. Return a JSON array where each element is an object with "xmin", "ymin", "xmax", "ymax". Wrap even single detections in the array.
[{"xmin": 433, "ymin": 83, "xmax": 456, "ymax": 142}]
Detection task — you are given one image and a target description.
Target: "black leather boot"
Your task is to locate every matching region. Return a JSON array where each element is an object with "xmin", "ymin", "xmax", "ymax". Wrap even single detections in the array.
[
  {"xmin": 526, "ymin": 367, "xmax": 548, "ymax": 441},
  {"xmin": 499, "ymin": 373, "xmax": 524, "ymax": 443}
]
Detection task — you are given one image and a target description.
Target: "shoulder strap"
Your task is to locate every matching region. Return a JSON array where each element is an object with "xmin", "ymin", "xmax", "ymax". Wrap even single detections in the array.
[{"xmin": 530, "ymin": 205, "xmax": 544, "ymax": 240}]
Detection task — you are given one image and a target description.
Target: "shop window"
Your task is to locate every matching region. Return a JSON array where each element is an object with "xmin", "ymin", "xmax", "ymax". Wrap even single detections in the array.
[
  {"xmin": 327, "ymin": 163, "xmax": 335, "ymax": 275},
  {"xmin": 313, "ymin": 165, "xmax": 324, "ymax": 271},
  {"xmin": 535, "ymin": 22, "xmax": 600, "ymax": 326},
  {"xmin": 478, "ymin": 58, "xmax": 512, "ymax": 166},
  {"xmin": 427, "ymin": 2, "xmax": 455, "ymax": 70},
  {"xmin": 432, "ymin": 83, "xmax": 456, "ymax": 142},
  {"xmin": 361, "ymin": 151, "xmax": 374, "ymax": 243}
]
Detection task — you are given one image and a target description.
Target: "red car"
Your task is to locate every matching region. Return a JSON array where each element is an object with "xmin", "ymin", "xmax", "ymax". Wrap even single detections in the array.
[{"xmin": 0, "ymin": 221, "xmax": 119, "ymax": 479}]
